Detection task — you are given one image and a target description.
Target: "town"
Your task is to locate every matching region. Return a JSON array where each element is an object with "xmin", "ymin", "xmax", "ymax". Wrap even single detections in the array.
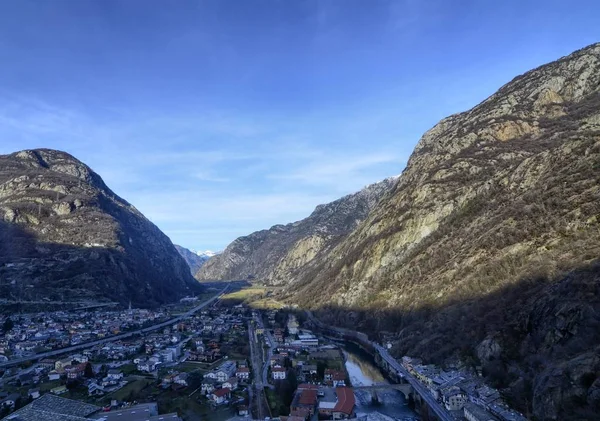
[{"xmin": 0, "ymin": 285, "xmax": 528, "ymax": 421}]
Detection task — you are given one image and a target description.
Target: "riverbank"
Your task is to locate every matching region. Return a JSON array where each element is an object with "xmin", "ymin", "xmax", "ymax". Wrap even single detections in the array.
[{"xmin": 341, "ymin": 341, "xmax": 419, "ymax": 421}]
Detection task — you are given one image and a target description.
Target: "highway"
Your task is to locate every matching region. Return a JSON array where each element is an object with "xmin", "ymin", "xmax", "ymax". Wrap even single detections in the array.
[{"xmin": 0, "ymin": 285, "xmax": 229, "ymax": 369}]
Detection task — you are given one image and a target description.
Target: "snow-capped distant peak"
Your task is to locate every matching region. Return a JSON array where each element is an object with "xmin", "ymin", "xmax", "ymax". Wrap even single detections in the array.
[{"xmin": 192, "ymin": 250, "xmax": 219, "ymax": 258}]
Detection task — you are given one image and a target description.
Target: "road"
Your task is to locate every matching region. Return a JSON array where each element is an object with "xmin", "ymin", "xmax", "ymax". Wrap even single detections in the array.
[
  {"xmin": 255, "ymin": 315, "xmax": 275, "ymax": 387},
  {"xmin": 373, "ymin": 343, "xmax": 454, "ymax": 421},
  {"xmin": 248, "ymin": 318, "xmax": 273, "ymax": 420},
  {"xmin": 0, "ymin": 285, "xmax": 229, "ymax": 369},
  {"xmin": 307, "ymin": 310, "xmax": 453, "ymax": 421},
  {"xmin": 247, "ymin": 321, "xmax": 263, "ymax": 420}
]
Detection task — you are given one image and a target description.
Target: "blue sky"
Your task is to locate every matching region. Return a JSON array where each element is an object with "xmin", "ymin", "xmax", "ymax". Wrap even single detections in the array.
[{"xmin": 0, "ymin": 0, "xmax": 598, "ymax": 251}]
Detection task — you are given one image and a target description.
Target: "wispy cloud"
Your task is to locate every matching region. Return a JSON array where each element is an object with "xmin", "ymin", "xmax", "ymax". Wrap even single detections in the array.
[
  {"xmin": 271, "ymin": 151, "xmax": 402, "ymax": 188},
  {"xmin": 0, "ymin": 94, "xmax": 407, "ymax": 249}
]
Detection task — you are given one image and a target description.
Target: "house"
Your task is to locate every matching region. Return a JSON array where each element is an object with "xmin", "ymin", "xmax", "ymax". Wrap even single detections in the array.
[
  {"xmin": 290, "ymin": 384, "xmax": 319, "ymax": 416},
  {"xmin": 175, "ymin": 373, "xmax": 189, "ymax": 387},
  {"xmin": 48, "ymin": 371, "xmax": 61, "ymax": 381},
  {"xmin": 270, "ymin": 354, "xmax": 285, "ymax": 367},
  {"xmin": 213, "ymin": 361, "xmax": 237, "ymax": 383},
  {"xmin": 51, "ymin": 385, "xmax": 68, "ymax": 395},
  {"xmin": 160, "ymin": 350, "xmax": 174, "ymax": 363},
  {"xmin": 238, "ymin": 405, "xmax": 249, "ymax": 416},
  {"xmin": 28, "ymin": 388, "xmax": 40, "ymax": 399},
  {"xmin": 54, "ymin": 357, "xmax": 72, "ymax": 373},
  {"xmin": 107, "ymin": 369, "xmax": 124, "ymax": 381},
  {"xmin": 103, "ymin": 369, "xmax": 124, "ymax": 387},
  {"xmin": 332, "ymin": 372, "xmax": 346, "ymax": 387},
  {"xmin": 70, "ymin": 354, "xmax": 88, "ymax": 363},
  {"xmin": 333, "ymin": 388, "xmax": 355, "ymax": 419},
  {"xmin": 201, "ymin": 378, "xmax": 218, "ymax": 395},
  {"xmin": 137, "ymin": 359, "xmax": 157, "ymax": 372},
  {"xmin": 236, "ymin": 367, "xmax": 250, "ymax": 381},
  {"xmin": 318, "ymin": 387, "xmax": 355, "ymax": 420},
  {"xmin": 442, "ymin": 386, "xmax": 468, "ymax": 411},
  {"xmin": 210, "ymin": 388, "xmax": 231, "ymax": 404},
  {"xmin": 18, "ymin": 372, "xmax": 35, "ymax": 386},
  {"xmin": 413, "ymin": 365, "xmax": 438, "ymax": 387},
  {"xmin": 290, "ymin": 407, "xmax": 311, "ymax": 420},
  {"xmin": 302, "ymin": 364, "xmax": 318, "ymax": 377},
  {"xmin": 298, "ymin": 334, "xmax": 318, "ymax": 347},
  {"xmin": 88, "ymin": 382, "xmax": 105, "ymax": 396},
  {"xmin": 273, "ymin": 367, "xmax": 287, "ymax": 380},
  {"xmin": 65, "ymin": 363, "xmax": 86, "ymax": 380},
  {"xmin": 223, "ymin": 377, "xmax": 238, "ymax": 390},
  {"xmin": 39, "ymin": 358, "xmax": 56, "ymax": 369},
  {"xmin": 464, "ymin": 402, "xmax": 499, "ymax": 421},
  {"xmin": 162, "ymin": 372, "xmax": 178, "ymax": 385},
  {"xmin": 324, "ymin": 369, "xmax": 345, "ymax": 386}
]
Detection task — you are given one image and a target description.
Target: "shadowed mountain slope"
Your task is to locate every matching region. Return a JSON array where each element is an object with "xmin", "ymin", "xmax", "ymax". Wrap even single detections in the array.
[
  {"xmin": 0, "ymin": 149, "xmax": 200, "ymax": 307},
  {"xmin": 281, "ymin": 43, "xmax": 600, "ymax": 420},
  {"xmin": 175, "ymin": 245, "xmax": 213, "ymax": 275}
]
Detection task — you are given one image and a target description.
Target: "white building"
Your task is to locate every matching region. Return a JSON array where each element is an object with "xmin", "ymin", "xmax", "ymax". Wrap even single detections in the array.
[
  {"xmin": 272, "ymin": 367, "xmax": 287, "ymax": 380},
  {"xmin": 298, "ymin": 334, "xmax": 319, "ymax": 347}
]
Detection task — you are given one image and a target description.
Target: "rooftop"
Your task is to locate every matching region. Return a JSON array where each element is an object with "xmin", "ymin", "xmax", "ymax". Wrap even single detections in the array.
[
  {"xmin": 333, "ymin": 387, "xmax": 355, "ymax": 415},
  {"xmin": 7, "ymin": 394, "xmax": 101, "ymax": 421}
]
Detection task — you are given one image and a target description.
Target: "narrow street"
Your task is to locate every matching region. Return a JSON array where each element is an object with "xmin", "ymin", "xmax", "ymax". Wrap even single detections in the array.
[{"xmin": 247, "ymin": 319, "xmax": 269, "ymax": 419}]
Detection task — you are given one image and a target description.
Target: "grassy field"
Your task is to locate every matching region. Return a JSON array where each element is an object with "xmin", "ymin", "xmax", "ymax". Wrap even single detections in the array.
[
  {"xmin": 158, "ymin": 391, "xmax": 235, "ymax": 421},
  {"xmin": 106, "ymin": 379, "xmax": 153, "ymax": 401},
  {"xmin": 175, "ymin": 362, "xmax": 208, "ymax": 373},
  {"xmin": 265, "ymin": 387, "xmax": 286, "ymax": 416},
  {"xmin": 222, "ymin": 287, "xmax": 266, "ymax": 301},
  {"xmin": 39, "ymin": 380, "xmax": 62, "ymax": 392},
  {"xmin": 249, "ymin": 297, "xmax": 285, "ymax": 309}
]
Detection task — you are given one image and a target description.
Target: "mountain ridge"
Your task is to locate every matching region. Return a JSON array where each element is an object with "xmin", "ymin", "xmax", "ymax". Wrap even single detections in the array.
[
  {"xmin": 278, "ymin": 42, "xmax": 600, "ymax": 420},
  {"xmin": 0, "ymin": 148, "xmax": 200, "ymax": 307},
  {"xmin": 195, "ymin": 176, "xmax": 397, "ymax": 283},
  {"xmin": 174, "ymin": 245, "xmax": 218, "ymax": 275},
  {"xmin": 198, "ymin": 42, "xmax": 600, "ymax": 419}
]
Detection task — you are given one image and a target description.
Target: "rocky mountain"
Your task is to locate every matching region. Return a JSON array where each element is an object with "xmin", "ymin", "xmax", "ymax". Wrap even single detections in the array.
[
  {"xmin": 195, "ymin": 177, "xmax": 396, "ymax": 283},
  {"xmin": 278, "ymin": 43, "xmax": 600, "ymax": 419},
  {"xmin": 174, "ymin": 245, "xmax": 216, "ymax": 275},
  {"xmin": 0, "ymin": 149, "xmax": 201, "ymax": 307}
]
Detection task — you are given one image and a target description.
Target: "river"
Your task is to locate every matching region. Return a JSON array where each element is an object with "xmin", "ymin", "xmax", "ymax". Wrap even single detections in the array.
[{"xmin": 342, "ymin": 342, "xmax": 419, "ymax": 421}]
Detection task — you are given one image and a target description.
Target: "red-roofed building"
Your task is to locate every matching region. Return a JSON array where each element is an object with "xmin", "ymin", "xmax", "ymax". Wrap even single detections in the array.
[
  {"xmin": 324, "ymin": 370, "xmax": 347, "ymax": 387},
  {"xmin": 333, "ymin": 387, "xmax": 355, "ymax": 419},
  {"xmin": 65, "ymin": 363, "xmax": 87, "ymax": 380},
  {"xmin": 210, "ymin": 388, "xmax": 231, "ymax": 404},
  {"xmin": 291, "ymin": 387, "xmax": 318, "ymax": 416},
  {"xmin": 290, "ymin": 407, "xmax": 311, "ymax": 420}
]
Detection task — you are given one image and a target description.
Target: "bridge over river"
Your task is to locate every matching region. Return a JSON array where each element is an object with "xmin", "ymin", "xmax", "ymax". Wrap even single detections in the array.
[{"xmin": 350, "ymin": 383, "xmax": 414, "ymax": 399}]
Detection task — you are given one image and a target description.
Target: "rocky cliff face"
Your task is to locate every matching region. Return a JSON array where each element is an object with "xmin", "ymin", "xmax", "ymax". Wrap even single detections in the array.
[
  {"xmin": 195, "ymin": 177, "xmax": 396, "ymax": 283},
  {"xmin": 175, "ymin": 245, "xmax": 212, "ymax": 275},
  {"xmin": 282, "ymin": 43, "xmax": 600, "ymax": 419},
  {"xmin": 0, "ymin": 149, "xmax": 200, "ymax": 307}
]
